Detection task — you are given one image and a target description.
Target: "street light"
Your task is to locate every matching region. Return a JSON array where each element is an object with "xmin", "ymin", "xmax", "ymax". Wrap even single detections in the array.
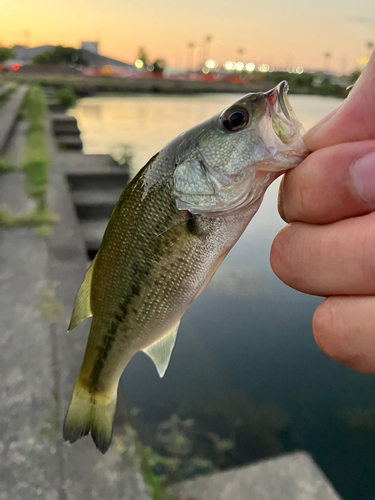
[
  {"xmin": 204, "ymin": 35, "xmax": 212, "ymax": 63},
  {"xmin": 187, "ymin": 42, "xmax": 195, "ymax": 71}
]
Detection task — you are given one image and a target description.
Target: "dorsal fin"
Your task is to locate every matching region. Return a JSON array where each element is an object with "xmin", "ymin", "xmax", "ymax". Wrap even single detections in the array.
[
  {"xmin": 68, "ymin": 259, "xmax": 96, "ymax": 332},
  {"xmin": 143, "ymin": 321, "xmax": 180, "ymax": 377}
]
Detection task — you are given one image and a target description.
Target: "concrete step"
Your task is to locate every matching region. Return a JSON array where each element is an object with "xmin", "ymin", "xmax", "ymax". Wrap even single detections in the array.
[
  {"xmin": 169, "ymin": 452, "xmax": 342, "ymax": 500},
  {"xmin": 72, "ymin": 189, "xmax": 123, "ymax": 206},
  {"xmin": 72, "ymin": 188, "xmax": 123, "ymax": 212},
  {"xmin": 76, "ymin": 203, "xmax": 116, "ymax": 220},
  {"xmin": 67, "ymin": 172, "xmax": 129, "ymax": 191},
  {"xmin": 72, "ymin": 190, "xmax": 122, "ymax": 219},
  {"xmin": 57, "ymin": 135, "xmax": 83, "ymax": 150},
  {"xmin": 55, "ymin": 152, "xmax": 118, "ymax": 173},
  {"xmin": 52, "ymin": 113, "xmax": 78, "ymax": 124},
  {"xmin": 43, "ymin": 88, "xmax": 55, "ymax": 97},
  {"xmin": 0, "ymin": 85, "xmax": 28, "ymax": 153},
  {"xmin": 81, "ymin": 219, "xmax": 108, "ymax": 252},
  {"xmin": 48, "ymin": 98, "xmax": 66, "ymax": 113},
  {"xmin": 52, "ymin": 114, "xmax": 80, "ymax": 136},
  {"xmin": 53, "ymin": 123, "xmax": 81, "ymax": 136}
]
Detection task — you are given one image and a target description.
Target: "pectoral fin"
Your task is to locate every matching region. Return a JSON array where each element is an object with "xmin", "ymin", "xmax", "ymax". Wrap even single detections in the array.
[
  {"xmin": 143, "ymin": 321, "xmax": 180, "ymax": 377},
  {"xmin": 68, "ymin": 259, "xmax": 95, "ymax": 332}
]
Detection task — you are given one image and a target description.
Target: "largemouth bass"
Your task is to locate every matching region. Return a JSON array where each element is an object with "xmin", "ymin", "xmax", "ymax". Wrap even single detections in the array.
[{"xmin": 63, "ymin": 81, "xmax": 307, "ymax": 453}]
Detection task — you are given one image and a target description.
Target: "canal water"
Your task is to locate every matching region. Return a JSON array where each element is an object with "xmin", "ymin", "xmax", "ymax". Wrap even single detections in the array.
[{"xmin": 70, "ymin": 93, "xmax": 375, "ymax": 500}]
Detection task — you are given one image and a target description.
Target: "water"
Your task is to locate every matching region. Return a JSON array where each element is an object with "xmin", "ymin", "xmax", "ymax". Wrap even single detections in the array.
[{"xmin": 70, "ymin": 94, "xmax": 375, "ymax": 500}]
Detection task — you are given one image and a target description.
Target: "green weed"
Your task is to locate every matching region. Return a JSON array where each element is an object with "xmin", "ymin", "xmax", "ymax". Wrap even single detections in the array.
[{"xmin": 55, "ymin": 86, "xmax": 78, "ymax": 108}]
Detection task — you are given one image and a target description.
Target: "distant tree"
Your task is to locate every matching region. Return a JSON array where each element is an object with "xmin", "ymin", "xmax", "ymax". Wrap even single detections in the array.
[
  {"xmin": 348, "ymin": 69, "xmax": 361, "ymax": 84},
  {"xmin": 0, "ymin": 47, "xmax": 14, "ymax": 62},
  {"xmin": 33, "ymin": 46, "xmax": 87, "ymax": 66},
  {"xmin": 152, "ymin": 59, "xmax": 165, "ymax": 74},
  {"xmin": 138, "ymin": 47, "xmax": 148, "ymax": 66},
  {"xmin": 366, "ymin": 41, "xmax": 374, "ymax": 57}
]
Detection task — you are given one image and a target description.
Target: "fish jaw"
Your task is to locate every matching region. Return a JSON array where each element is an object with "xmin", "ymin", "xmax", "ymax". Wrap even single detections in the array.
[{"xmin": 257, "ymin": 80, "xmax": 308, "ymax": 171}]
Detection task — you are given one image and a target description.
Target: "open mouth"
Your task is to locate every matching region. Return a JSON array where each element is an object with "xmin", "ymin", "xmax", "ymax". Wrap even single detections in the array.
[
  {"xmin": 265, "ymin": 80, "xmax": 298, "ymax": 122},
  {"xmin": 266, "ymin": 80, "xmax": 297, "ymax": 123},
  {"xmin": 276, "ymin": 80, "xmax": 291, "ymax": 120},
  {"xmin": 265, "ymin": 80, "xmax": 306, "ymax": 146}
]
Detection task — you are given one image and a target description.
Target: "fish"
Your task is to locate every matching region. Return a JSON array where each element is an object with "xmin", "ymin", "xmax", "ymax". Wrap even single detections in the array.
[{"xmin": 63, "ymin": 81, "xmax": 307, "ymax": 453}]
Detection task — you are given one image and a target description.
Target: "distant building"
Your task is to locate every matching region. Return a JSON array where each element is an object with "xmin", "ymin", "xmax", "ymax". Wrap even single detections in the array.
[
  {"xmin": 12, "ymin": 45, "xmax": 54, "ymax": 64},
  {"xmin": 10, "ymin": 44, "xmax": 132, "ymax": 71},
  {"xmin": 81, "ymin": 42, "xmax": 99, "ymax": 55}
]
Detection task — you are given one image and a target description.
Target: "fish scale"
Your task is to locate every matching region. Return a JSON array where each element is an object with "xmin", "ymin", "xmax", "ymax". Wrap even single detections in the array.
[{"xmin": 63, "ymin": 81, "xmax": 307, "ymax": 453}]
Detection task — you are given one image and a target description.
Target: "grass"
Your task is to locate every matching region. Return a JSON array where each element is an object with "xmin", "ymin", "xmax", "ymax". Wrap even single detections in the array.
[
  {"xmin": 23, "ymin": 86, "xmax": 51, "ymax": 212},
  {"xmin": 0, "ymin": 206, "xmax": 58, "ymax": 233},
  {"xmin": 54, "ymin": 86, "xmax": 78, "ymax": 108},
  {"xmin": 122, "ymin": 424, "xmax": 176, "ymax": 500},
  {"xmin": 0, "ymin": 157, "xmax": 20, "ymax": 174},
  {"xmin": 0, "ymin": 84, "xmax": 56, "ymax": 236}
]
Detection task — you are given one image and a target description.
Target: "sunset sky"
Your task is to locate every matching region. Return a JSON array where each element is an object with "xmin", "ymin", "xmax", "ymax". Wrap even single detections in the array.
[{"xmin": 1, "ymin": 0, "xmax": 374, "ymax": 72}]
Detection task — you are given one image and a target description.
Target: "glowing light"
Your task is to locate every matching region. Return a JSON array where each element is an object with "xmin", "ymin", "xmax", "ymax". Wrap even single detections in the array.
[
  {"xmin": 224, "ymin": 61, "xmax": 234, "ymax": 70},
  {"xmin": 135, "ymin": 59, "xmax": 144, "ymax": 69},
  {"xmin": 245, "ymin": 62, "xmax": 255, "ymax": 72},
  {"xmin": 12, "ymin": 64, "xmax": 20, "ymax": 71},
  {"xmin": 147, "ymin": 65, "xmax": 154, "ymax": 71},
  {"xmin": 258, "ymin": 64, "xmax": 269, "ymax": 73},
  {"xmin": 236, "ymin": 61, "xmax": 244, "ymax": 71},
  {"xmin": 205, "ymin": 59, "xmax": 216, "ymax": 69},
  {"xmin": 202, "ymin": 66, "xmax": 209, "ymax": 74},
  {"xmin": 287, "ymin": 67, "xmax": 295, "ymax": 73},
  {"xmin": 296, "ymin": 67, "xmax": 304, "ymax": 74}
]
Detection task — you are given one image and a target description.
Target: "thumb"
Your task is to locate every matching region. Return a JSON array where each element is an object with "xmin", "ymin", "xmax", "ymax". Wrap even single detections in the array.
[{"xmin": 304, "ymin": 50, "xmax": 375, "ymax": 152}]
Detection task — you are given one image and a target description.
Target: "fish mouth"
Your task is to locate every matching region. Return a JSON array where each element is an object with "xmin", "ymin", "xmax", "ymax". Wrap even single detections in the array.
[
  {"xmin": 276, "ymin": 80, "xmax": 291, "ymax": 120},
  {"xmin": 266, "ymin": 80, "xmax": 299, "ymax": 125},
  {"xmin": 264, "ymin": 80, "xmax": 307, "ymax": 149}
]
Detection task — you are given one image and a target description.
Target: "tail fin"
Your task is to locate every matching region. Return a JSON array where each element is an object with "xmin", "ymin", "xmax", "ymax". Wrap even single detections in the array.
[{"xmin": 63, "ymin": 379, "xmax": 117, "ymax": 454}]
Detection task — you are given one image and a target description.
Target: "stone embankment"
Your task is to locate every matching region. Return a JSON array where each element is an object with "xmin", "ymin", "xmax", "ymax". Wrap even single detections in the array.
[
  {"xmin": 0, "ymin": 84, "xmax": 28, "ymax": 154},
  {"xmin": 0, "ymin": 84, "xmax": 150, "ymax": 500}
]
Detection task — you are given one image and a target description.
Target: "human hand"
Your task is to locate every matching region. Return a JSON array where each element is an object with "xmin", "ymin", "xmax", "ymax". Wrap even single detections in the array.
[{"xmin": 270, "ymin": 51, "xmax": 375, "ymax": 373}]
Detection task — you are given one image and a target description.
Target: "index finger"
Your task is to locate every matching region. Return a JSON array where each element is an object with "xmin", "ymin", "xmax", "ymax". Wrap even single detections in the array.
[{"xmin": 304, "ymin": 51, "xmax": 375, "ymax": 151}]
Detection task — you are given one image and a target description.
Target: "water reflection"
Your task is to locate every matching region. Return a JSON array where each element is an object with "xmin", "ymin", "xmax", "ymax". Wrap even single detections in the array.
[{"xmin": 71, "ymin": 93, "xmax": 375, "ymax": 500}]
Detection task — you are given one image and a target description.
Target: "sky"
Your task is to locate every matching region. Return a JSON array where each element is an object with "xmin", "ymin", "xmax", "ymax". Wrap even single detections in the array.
[{"xmin": 1, "ymin": 0, "xmax": 374, "ymax": 72}]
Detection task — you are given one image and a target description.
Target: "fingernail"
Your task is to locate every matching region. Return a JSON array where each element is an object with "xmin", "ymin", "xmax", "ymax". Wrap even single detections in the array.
[{"xmin": 352, "ymin": 152, "xmax": 375, "ymax": 204}]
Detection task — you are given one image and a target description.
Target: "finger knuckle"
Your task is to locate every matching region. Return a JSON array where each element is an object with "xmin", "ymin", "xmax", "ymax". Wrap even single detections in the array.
[
  {"xmin": 270, "ymin": 224, "xmax": 296, "ymax": 281},
  {"xmin": 313, "ymin": 298, "xmax": 354, "ymax": 365}
]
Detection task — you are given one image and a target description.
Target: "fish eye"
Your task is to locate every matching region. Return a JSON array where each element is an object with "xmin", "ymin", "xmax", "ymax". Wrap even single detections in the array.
[{"xmin": 222, "ymin": 107, "xmax": 249, "ymax": 132}]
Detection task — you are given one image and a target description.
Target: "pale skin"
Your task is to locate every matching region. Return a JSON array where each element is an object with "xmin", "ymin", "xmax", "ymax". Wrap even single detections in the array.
[{"xmin": 270, "ymin": 51, "xmax": 375, "ymax": 374}]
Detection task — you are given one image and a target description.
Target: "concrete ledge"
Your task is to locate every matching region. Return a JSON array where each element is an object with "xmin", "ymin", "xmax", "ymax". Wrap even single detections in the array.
[
  {"xmin": 54, "ymin": 152, "xmax": 125, "ymax": 174},
  {"xmin": 0, "ymin": 112, "xmax": 151, "ymax": 499},
  {"xmin": 45, "ymin": 118, "xmax": 152, "ymax": 499},
  {"xmin": 57, "ymin": 135, "xmax": 83, "ymax": 150},
  {"xmin": 169, "ymin": 452, "xmax": 342, "ymax": 500},
  {"xmin": 0, "ymin": 85, "xmax": 28, "ymax": 154}
]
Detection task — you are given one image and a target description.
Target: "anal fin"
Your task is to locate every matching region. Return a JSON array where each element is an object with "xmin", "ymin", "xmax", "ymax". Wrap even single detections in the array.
[
  {"xmin": 143, "ymin": 321, "xmax": 180, "ymax": 378},
  {"xmin": 68, "ymin": 259, "xmax": 95, "ymax": 332}
]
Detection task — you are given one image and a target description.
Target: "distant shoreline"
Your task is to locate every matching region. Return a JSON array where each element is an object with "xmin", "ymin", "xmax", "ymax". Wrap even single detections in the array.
[{"xmin": 5, "ymin": 72, "xmax": 348, "ymax": 99}]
